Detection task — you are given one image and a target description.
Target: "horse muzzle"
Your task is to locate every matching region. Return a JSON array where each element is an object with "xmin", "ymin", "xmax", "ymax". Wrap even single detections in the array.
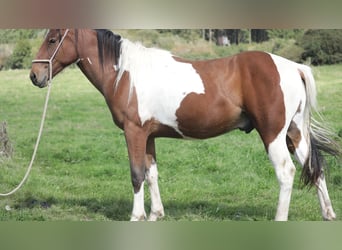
[{"xmin": 29, "ymin": 68, "xmax": 49, "ymax": 88}]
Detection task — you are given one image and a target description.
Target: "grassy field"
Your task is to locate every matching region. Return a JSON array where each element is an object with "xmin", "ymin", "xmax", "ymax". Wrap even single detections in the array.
[{"xmin": 0, "ymin": 64, "xmax": 341, "ymax": 221}]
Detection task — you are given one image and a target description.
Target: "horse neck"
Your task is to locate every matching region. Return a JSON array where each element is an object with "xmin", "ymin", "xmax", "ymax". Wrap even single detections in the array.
[
  {"xmin": 76, "ymin": 38, "xmax": 117, "ymax": 95},
  {"xmin": 77, "ymin": 60, "xmax": 116, "ymax": 94}
]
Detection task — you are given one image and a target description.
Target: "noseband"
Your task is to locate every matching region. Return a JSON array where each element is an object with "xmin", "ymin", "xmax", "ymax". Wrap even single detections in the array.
[{"xmin": 32, "ymin": 29, "xmax": 70, "ymax": 86}]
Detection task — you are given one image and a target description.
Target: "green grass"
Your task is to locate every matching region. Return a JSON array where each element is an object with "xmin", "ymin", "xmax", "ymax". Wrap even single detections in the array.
[{"xmin": 0, "ymin": 65, "xmax": 341, "ymax": 221}]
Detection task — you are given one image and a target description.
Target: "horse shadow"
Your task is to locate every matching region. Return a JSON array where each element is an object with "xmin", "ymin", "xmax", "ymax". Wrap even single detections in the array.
[{"xmin": 13, "ymin": 194, "xmax": 275, "ymax": 221}]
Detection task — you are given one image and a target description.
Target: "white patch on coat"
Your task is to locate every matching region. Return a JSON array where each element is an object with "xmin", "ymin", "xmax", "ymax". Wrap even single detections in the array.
[
  {"xmin": 291, "ymin": 101, "xmax": 310, "ymax": 166},
  {"xmin": 268, "ymin": 54, "xmax": 306, "ymax": 125},
  {"xmin": 267, "ymin": 54, "xmax": 310, "ymax": 221},
  {"xmin": 269, "ymin": 53, "xmax": 310, "ymax": 165},
  {"xmin": 116, "ymin": 39, "xmax": 205, "ymax": 135}
]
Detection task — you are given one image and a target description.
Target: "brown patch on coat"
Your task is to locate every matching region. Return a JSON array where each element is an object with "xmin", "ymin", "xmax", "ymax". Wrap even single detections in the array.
[
  {"xmin": 286, "ymin": 121, "xmax": 302, "ymax": 154},
  {"xmin": 175, "ymin": 51, "xmax": 285, "ymax": 149}
]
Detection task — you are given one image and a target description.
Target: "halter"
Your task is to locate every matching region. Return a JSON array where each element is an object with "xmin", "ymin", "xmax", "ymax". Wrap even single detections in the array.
[{"xmin": 32, "ymin": 29, "xmax": 70, "ymax": 85}]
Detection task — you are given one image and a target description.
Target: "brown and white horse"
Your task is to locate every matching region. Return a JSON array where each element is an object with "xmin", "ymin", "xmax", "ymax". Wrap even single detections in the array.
[{"xmin": 30, "ymin": 29, "xmax": 340, "ymax": 221}]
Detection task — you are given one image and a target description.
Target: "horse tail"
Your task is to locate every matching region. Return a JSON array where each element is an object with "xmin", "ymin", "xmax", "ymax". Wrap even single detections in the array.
[{"xmin": 298, "ymin": 64, "xmax": 341, "ymax": 186}]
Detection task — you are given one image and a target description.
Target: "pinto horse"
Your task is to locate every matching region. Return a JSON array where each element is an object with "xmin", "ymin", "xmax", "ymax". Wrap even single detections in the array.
[{"xmin": 30, "ymin": 29, "xmax": 340, "ymax": 221}]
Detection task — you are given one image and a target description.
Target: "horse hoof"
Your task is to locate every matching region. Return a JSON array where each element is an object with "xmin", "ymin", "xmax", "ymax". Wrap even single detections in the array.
[
  {"xmin": 323, "ymin": 207, "xmax": 336, "ymax": 221},
  {"xmin": 130, "ymin": 213, "xmax": 147, "ymax": 221},
  {"xmin": 148, "ymin": 210, "xmax": 165, "ymax": 221}
]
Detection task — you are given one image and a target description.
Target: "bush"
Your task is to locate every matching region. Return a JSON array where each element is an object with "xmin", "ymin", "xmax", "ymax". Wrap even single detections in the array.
[
  {"xmin": 0, "ymin": 44, "xmax": 13, "ymax": 70},
  {"xmin": 5, "ymin": 39, "xmax": 32, "ymax": 69},
  {"xmin": 270, "ymin": 39, "xmax": 304, "ymax": 62},
  {"xmin": 300, "ymin": 30, "xmax": 342, "ymax": 65}
]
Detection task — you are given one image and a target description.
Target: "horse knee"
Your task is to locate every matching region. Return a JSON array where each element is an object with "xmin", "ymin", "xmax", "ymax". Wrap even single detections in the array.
[{"xmin": 131, "ymin": 167, "xmax": 145, "ymax": 193}]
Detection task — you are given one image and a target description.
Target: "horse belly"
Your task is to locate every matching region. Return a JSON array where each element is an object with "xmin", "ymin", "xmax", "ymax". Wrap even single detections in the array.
[{"xmin": 175, "ymin": 94, "xmax": 244, "ymax": 139}]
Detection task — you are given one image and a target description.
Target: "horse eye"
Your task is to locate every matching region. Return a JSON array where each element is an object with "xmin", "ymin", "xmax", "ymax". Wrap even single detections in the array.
[{"xmin": 49, "ymin": 38, "xmax": 57, "ymax": 44}]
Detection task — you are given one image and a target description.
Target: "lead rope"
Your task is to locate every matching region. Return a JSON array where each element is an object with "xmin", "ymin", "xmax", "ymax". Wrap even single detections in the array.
[
  {"xmin": 0, "ymin": 29, "xmax": 69, "ymax": 197},
  {"xmin": 0, "ymin": 81, "xmax": 52, "ymax": 196}
]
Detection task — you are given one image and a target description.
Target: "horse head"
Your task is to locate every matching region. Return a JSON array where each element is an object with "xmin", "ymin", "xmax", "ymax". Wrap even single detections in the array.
[{"xmin": 30, "ymin": 29, "xmax": 79, "ymax": 88}]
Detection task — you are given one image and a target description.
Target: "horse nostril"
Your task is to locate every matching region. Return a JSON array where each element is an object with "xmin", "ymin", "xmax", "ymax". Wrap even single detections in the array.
[{"xmin": 30, "ymin": 71, "xmax": 37, "ymax": 83}]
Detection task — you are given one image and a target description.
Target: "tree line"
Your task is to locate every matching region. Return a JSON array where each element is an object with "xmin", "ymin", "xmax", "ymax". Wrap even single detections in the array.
[
  {"xmin": 159, "ymin": 29, "xmax": 304, "ymax": 44},
  {"xmin": 1, "ymin": 29, "xmax": 342, "ymax": 70},
  {"xmin": 0, "ymin": 29, "xmax": 303, "ymax": 45},
  {"xmin": 159, "ymin": 29, "xmax": 342, "ymax": 65}
]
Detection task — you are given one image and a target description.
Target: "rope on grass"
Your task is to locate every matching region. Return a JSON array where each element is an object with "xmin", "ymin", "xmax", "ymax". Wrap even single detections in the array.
[
  {"xmin": 0, "ymin": 29, "xmax": 69, "ymax": 197},
  {"xmin": 0, "ymin": 82, "xmax": 52, "ymax": 196}
]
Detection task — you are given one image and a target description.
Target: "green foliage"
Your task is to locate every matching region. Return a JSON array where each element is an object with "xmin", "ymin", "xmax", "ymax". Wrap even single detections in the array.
[
  {"xmin": 270, "ymin": 39, "xmax": 304, "ymax": 62},
  {"xmin": 157, "ymin": 29, "xmax": 202, "ymax": 42},
  {"xmin": 5, "ymin": 39, "xmax": 32, "ymax": 69},
  {"xmin": 300, "ymin": 29, "xmax": 342, "ymax": 65},
  {"xmin": 267, "ymin": 29, "xmax": 304, "ymax": 40},
  {"xmin": 0, "ymin": 29, "xmax": 44, "ymax": 70},
  {"xmin": 0, "ymin": 29, "xmax": 42, "ymax": 44},
  {"xmin": 0, "ymin": 44, "xmax": 12, "ymax": 69}
]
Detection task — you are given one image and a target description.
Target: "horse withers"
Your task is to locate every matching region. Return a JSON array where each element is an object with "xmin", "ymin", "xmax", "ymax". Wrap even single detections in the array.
[{"xmin": 30, "ymin": 29, "xmax": 340, "ymax": 221}]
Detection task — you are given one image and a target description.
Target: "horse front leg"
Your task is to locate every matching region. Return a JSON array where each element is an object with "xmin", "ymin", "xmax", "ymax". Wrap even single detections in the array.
[
  {"xmin": 145, "ymin": 138, "xmax": 164, "ymax": 221},
  {"xmin": 124, "ymin": 122, "xmax": 148, "ymax": 221}
]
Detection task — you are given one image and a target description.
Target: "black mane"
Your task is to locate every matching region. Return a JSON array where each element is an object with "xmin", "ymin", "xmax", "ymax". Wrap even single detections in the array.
[{"xmin": 95, "ymin": 29, "xmax": 122, "ymax": 68}]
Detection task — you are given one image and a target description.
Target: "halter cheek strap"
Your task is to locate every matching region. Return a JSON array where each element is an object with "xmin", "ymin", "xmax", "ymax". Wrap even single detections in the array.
[{"xmin": 32, "ymin": 29, "xmax": 70, "ymax": 86}]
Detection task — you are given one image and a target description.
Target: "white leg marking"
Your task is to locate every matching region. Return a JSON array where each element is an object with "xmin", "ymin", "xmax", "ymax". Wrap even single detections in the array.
[
  {"xmin": 316, "ymin": 175, "xmax": 336, "ymax": 220},
  {"xmin": 268, "ymin": 136, "xmax": 296, "ymax": 221},
  {"xmin": 130, "ymin": 182, "xmax": 146, "ymax": 221},
  {"xmin": 146, "ymin": 161, "xmax": 165, "ymax": 221}
]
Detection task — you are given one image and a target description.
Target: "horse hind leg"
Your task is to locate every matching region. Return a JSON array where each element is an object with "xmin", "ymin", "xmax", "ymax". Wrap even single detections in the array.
[
  {"xmin": 268, "ymin": 133, "xmax": 297, "ymax": 221},
  {"xmin": 316, "ymin": 174, "xmax": 336, "ymax": 220},
  {"xmin": 287, "ymin": 118, "xmax": 336, "ymax": 220}
]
